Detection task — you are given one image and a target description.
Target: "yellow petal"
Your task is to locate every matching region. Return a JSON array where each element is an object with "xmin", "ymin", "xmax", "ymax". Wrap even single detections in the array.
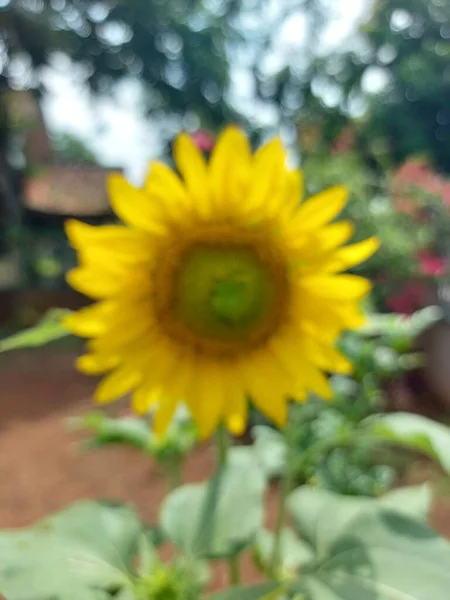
[
  {"xmin": 303, "ymin": 336, "xmax": 352, "ymax": 374},
  {"xmin": 153, "ymin": 397, "xmax": 178, "ymax": 437},
  {"xmin": 305, "ymin": 367, "xmax": 333, "ymax": 400},
  {"xmin": 66, "ymin": 221, "xmax": 154, "ymax": 272},
  {"xmin": 226, "ymin": 395, "xmax": 247, "ymax": 436},
  {"xmin": 174, "ymin": 132, "xmax": 210, "ymax": 217},
  {"xmin": 94, "ymin": 367, "xmax": 140, "ymax": 404},
  {"xmin": 247, "ymin": 137, "xmax": 287, "ymax": 212},
  {"xmin": 186, "ymin": 362, "xmax": 225, "ymax": 439},
  {"xmin": 331, "ymin": 303, "xmax": 367, "ymax": 329},
  {"xmin": 297, "ymin": 294, "xmax": 366, "ymax": 333},
  {"xmin": 144, "ymin": 161, "xmax": 190, "ymax": 218},
  {"xmin": 320, "ymin": 237, "xmax": 380, "ymax": 273},
  {"xmin": 107, "ymin": 173, "xmax": 166, "ymax": 234},
  {"xmin": 78, "ymin": 248, "xmax": 152, "ymax": 272},
  {"xmin": 209, "ymin": 125, "xmax": 251, "ymax": 208},
  {"xmin": 271, "ymin": 329, "xmax": 333, "ymax": 400},
  {"xmin": 76, "ymin": 353, "xmax": 120, "ymax": 375},
  {"xmin": 240, "ymin": 353, "xmax": 290, "ymax": 427},
  {"xmin": 66, "ymin": 267, "xmax": 121, "ymax": 298},
  {"xmin": 63, "ymin": 302, "xmax": 113, "ymax": 337},
  {"xmin": 132, "ymin": 385, "xmax": 160, "ymax": 415},
  {"xmin": 65, "ymin": 220, "xmax": 149, "ymax": 261},
  {"xmin": 269, "ymin": 330, "xmax": 327, "ymax": 397},
  {"xmin": 281, "ymin": 169, "xmax": 304, "ymax": 216},
  {"xmin": 224, "ymin": 373, "xmax": 248, "ymax": 436},
  {"xmin": 291, "ymin": 221, "xmax": 354, "ymax": 259},
  {"xmin": 165, "ymin": 356, "xmax": 193, "ymax": 401},
  {"xmin": 290, "ymin": 186, "xmax": 348, "ymax": 232},
  {"xmin": 90, "ymin": 320, "xmax": 153, "ymax": 355},
  {"xmin": 66, "ymin": 265, "xmax": 151, "ymax": 299},
  {"xmin": 300, "ymin": 274, "xmax": 371, "ymax": 300},
  {"xmin": 108, "ymin": 335, "xmax": 183, "ymax": 389}
]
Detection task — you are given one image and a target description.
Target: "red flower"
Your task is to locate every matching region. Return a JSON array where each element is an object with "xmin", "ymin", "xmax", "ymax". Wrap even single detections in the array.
[
  {"xmin": 386, "ymin": 280, "xmax": 430, "ymax": 315},
  {"xmin": 416, "ymin": 250, "xmax": 447, "ymax": 277}
]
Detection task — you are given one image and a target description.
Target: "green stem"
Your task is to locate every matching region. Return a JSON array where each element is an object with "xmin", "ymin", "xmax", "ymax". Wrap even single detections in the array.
[
  {"xmin": 165, "ymin": 458, "xmax": 182, "ymax": 490},
  {"xmin": 271, "ymin": 424, "xmax": 295, "ymax": 576},
  {"xmin": 228, "ymin": 554, "xmax": 241, "ymax": 586},
  {"xmin": 193, "ymin": 422, "xmax": 230, "ymax": 555},
  {"xmin": 215, "ymin": 421, "xmax": 230, "ymax": 470}
]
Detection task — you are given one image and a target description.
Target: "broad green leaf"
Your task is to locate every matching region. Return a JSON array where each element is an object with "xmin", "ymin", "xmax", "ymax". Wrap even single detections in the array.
[
  {"xmin": 367, "ymin": 412, "xmax": 450, "ymax": 473},
  {"xmin": 287, "ymin": 484, "xmax": 431, "ymax": 558},
  {"xmin": 115, "ymin": 589, "xmax": 137, "ymax": 600},
  {"xmin": 207, "ymin": 582, "xmax": 282, "ymax": 600},
  {"xmin": 0, "ymin": 500, "xmax": 143, "ymax": 599},
  {"xmin": 0, "ymin": 309, "xmax": 71, "ymax": 352},
  {"xmin": 252, "ymin": 425, "xmax": 286, "ymax": 478},
  {"xmin": 253, "ymin": 527, "xmax": 314, "ymax": 573},
  {"xmin": 160, "ymin": 447, "xmax": 265, "ymax": 558},
  {"xmin": 296, "ymin": 511, "xmax": 450, "ymax": 600}
]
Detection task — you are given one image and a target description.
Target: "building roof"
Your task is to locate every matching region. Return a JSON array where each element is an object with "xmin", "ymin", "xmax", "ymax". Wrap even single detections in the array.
[{"xmin": 23, "ymin": 165, "xmax": 118, "ymax": 216}]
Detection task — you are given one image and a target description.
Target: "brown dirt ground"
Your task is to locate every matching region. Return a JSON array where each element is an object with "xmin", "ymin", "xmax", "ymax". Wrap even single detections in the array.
[{"xmin": 0, "ymin": 346, "xmax": 450, "ymax": 591}]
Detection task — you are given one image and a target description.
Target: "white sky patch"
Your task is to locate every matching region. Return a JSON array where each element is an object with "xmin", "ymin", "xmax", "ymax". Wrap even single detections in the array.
[
  {"xmin": 279, "ymin": 12, "xmax": 308, "ymax": 47},
  {"xmin": 41, "ymin": 57, "xmax": 161, "ymax": 182}
]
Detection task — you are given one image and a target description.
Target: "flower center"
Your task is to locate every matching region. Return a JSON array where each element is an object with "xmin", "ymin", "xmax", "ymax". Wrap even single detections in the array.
[
  {"xmin": 175, "ymin": 245, "xmax": 275, "ymax": 340},
  {"xmin": 154, "ymin": 230, "xmax": 289, "ymax": 356}
]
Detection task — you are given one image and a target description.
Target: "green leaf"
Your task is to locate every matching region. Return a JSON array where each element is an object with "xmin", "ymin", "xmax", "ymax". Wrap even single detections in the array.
[
  {"xmin": 0, "ymin": 500, "xmax": 143, "ymax": 599},
  {"xmin": 0, "ymin": 309, "xmax": 72, "ymax": 352},
  {"xmin": 287, "ymin": 484, "xmax": 431, "ymax": 558},
  {"xmin": 296, "ymin": 511, "xmax": 450, "ymax": 600},
  {"xmin": 252, "ymin": 425, "xmax": 286, "ymax": 479},
  {"xmin": 136, "ymin": 534, "xmax": 158, "ymax": 578},
  {"xmin": 71, "ymin": 412, "xmax": 151, "ymax": 452},
  {"xmin": 115, "ymin": 589, "xmax": 137, "ymax": 600},
  {"xmin": 207, "ymin": 582, "xmax": 282, "ymax": 600},
  {"xmin": 160, "ymin": 447, "xmax": 266, "ymax": 558},
  {"xmin": 367, "ymin": 412, "xmax": 450, "ymax": 473},
  {"xmin": 358, "ymin": 307, "xmax": 442, "ymax": 339},
  {"xmin": 253, "ymin": 527, "xmax": 315, "ymax": 574}
]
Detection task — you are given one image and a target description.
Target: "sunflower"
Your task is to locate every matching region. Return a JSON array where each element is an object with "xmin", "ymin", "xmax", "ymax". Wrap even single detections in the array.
[{"xmin": 64, "ymin": 126, "xmax": 378, "ymax": 439}]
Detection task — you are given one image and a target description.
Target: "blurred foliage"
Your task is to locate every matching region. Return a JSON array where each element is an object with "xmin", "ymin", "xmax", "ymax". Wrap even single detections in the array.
[
  {"xmin": 302, "ymin": 151, "xmax": 437, "ymax": 310},
  {"xmin": 70, "ymin": 407, "xmax": 197, "ymax": 487},
  {"xmin": 360, "ymin": 0, "xmax": 450, "ymax": 172},
  {"xmin": 252, "ymin": 307, "xmax": 442, "ymax": 497},
  {"xmin": 300, "ymin": 0, "xmax": 450, "ymax": 173},
  {"xmin": 300, "ymin": 133, "xmax": 450, "ymax": 318},
  {"xmin": 0, "ymin": 0, "xmax": 243, "ymax": 128},
  {"xmin": 0, "ymin": 499, "xmax": 208, "ymax": 600}
]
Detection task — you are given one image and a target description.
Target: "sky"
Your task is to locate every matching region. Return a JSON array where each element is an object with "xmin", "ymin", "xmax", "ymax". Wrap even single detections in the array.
[{"xmin": 40, "ymin": 0, "xmax": 371, "ymax": 183}]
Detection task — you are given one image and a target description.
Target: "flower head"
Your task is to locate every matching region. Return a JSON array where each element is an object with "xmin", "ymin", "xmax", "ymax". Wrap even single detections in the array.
[{"xmin": 64, "ymin": 126, "xmax": 378, "ymax": 438}]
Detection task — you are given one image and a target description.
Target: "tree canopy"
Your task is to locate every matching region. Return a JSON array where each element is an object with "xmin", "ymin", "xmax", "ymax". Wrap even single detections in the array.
[
  {"xmin": 301, "ymin": 0, "xmax": 450, "ymax": 172},
  {"xmin": 0, "ymin": 0, "xmax": 243, "ymax": 128}
]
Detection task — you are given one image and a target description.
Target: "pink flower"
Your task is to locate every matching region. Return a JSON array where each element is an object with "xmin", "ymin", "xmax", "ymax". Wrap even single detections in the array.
[
  {"xmin": 391, "ymin": 159, "xmax": 450, "ymax": 218},
  {"xmin": 416, "ymin": 250, "xmax": 447, "ymax": 277},
  {"xmin": 190, "ymin": 130, "xmax": 215, "ymax": 153}
]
